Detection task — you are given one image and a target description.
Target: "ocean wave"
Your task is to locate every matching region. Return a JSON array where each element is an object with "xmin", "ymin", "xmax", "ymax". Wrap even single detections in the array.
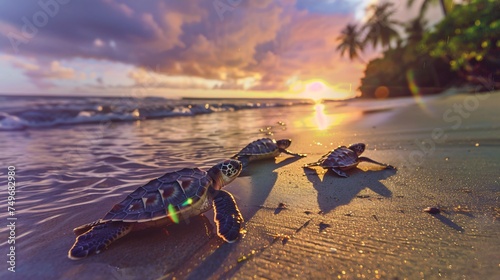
[{"xmin": 0, "ymin": 96, "xmax": 313, "ymax": 131}]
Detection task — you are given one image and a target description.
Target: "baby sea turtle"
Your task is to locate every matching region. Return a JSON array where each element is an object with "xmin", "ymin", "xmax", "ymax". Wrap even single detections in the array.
[
  {"xmin": 303, "ymin": 143, "xmax": 395, "ymax": 177},
  {"xmin": 232, "ymin": 138, "xmax": 306, "ymax": 167},
  {"xmin": 68, "ymin": 159, "xmax": 243, "ymax": 260}
]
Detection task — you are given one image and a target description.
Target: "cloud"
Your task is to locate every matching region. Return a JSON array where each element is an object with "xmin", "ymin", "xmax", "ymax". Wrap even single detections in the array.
[
  {"xmin": 127, "ymin": 68, "xmax": 221, "ymax": 90},
  {"xmin": 7, "ymin": 56, "xmax": 80, "ymax": 89},
  {"xmin": 0, "ymin": 0, "xmax": 441, "ymax": 93}
]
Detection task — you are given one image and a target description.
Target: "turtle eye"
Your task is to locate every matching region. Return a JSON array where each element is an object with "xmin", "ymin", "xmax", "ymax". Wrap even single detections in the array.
[{"xmin": 220, "ymin": 160, "xmax": 238, "ymax": 177}]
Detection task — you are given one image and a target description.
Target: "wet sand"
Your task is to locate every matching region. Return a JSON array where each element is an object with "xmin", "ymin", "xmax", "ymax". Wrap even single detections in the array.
[{"xmin": 1, "ymin": 92, "xmax": 499, "ymax": 279}]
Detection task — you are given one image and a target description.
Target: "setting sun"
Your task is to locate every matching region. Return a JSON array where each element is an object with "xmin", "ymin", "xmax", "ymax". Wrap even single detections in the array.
[{"xmin": 291, "ymin": 79, "xmax": 357, "ymax": 101}]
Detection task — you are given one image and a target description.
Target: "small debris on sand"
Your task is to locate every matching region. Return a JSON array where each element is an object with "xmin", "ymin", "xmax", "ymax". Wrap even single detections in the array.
[
  {"xmin": 269, "ymin": 233, "xmax": 291, "ymax": 245},
  {"xmin": 319, "ymin": 222, "xmax": 331, "ymax": 232},
  {"xmin": 274, "ymin": 202, "xmax": 288, "ymax": 214},
  {"xmin": 453, "ymin": 205, "xmax": 472, "ymax": 213},
  {"xmin": 295, "ymin": 219, "xmax": 311, "ymax": 233},
  {"xmin": 278, "ymin": 202, "xmax": 287, "ymax": 209},
  {"xmin": 423, "ymin": 207, "xmax": 441, "ymax": 214},
  {"xmin": 237, "ymin": 250, "xmax": 257, "ymax": 263}
]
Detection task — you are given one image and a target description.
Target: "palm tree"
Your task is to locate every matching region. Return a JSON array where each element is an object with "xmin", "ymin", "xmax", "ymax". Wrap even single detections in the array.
[
  {"xmin": 407, "ymin": 0, "xmax": 454, "ymax": 17},
  {"xmin": 336, "ymin": 23, "xmax": 365, "ymax": 62},
  {"xmin": 404, "ymin": 17, "xmax": 427, "ymax": 44},
  {"xmin": 362, "ymin": 3, "xmax": 400, "ymax": 50}
]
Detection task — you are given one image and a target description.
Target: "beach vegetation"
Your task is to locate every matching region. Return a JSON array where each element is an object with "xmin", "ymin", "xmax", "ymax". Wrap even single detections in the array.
[
  {"xmin": 362, "ymin": 3, "xmax": 401, "ymax": 51},
  {"xmin": 407, "ymin": 0, "xmax": 455, "ymax": 17},
  {"xmin": 421, "ymin": 0, "xmax": 500, "ymax": 88},
  {"xmin": 336, "ymin": 24, "xmax": 365, "ymax": 62},
  {"xmin": 337, "ymin": 0, "xmax": 499, "ymax": 98}
]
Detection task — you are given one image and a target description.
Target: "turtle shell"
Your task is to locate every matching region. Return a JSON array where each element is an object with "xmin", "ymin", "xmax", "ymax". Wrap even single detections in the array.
[
  {"xmin": 102, "ymin": 168, "xmax": 212, "ymax": 223},
  {"xmin": 236, "ymin": 138, "xmax": 279, "ymax": 157},
  {"xmin": 318, "ymin": 146, "xmax": 359, "ymax": 169}
]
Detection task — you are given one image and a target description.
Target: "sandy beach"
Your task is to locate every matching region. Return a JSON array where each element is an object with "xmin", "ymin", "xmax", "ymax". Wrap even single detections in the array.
[{"xmin": 0, "ymin": 91, "xmax": 499, "ymax": 279}]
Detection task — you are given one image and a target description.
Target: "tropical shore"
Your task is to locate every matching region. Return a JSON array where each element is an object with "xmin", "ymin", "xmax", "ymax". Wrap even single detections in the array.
[
  {"xmin": 171, "ymin": 91, "xmax": 500, "ymax": 279},
  {"xmin": 0, "ymin": 91, "xmax": 499, "ymax": 279}
]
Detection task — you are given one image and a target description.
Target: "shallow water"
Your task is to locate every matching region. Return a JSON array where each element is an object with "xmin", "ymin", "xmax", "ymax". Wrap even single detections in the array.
[
  {"xmin": 0, "ymin": 99, "xmax": 327, "ymax": 279},
  {"xmin": 0, "ymin": 95, "xmax": 313, "ymax": 130}
]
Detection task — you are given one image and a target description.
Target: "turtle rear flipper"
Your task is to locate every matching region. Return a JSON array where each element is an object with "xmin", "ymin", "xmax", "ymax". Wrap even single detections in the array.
[
  {"xmin": 213, "ymin": 190, "xmax": 244, "ymax": 243},
  {"xmin": 280, "ymin": 148, "xmax": 307, "ymax": 157},
  {"xmin": 68, "ymin": 222, "xmax": 132, "ymax": 260},
  {"xmin": 358, "ymin": 156, "xmax": 396, "ymax": 169},
  {"xmin": 331, "ymin": 168, "xmax": 348, "ymax": 178}
]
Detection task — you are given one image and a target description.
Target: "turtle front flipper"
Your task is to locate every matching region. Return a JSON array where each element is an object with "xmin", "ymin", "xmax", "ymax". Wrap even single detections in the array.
[
  {"xmin": 281, "ymin": 149, "xmax": 307, "ymax": 157},
  {"xmin": 212, "ymin": 190, "xmax": 244, "ymax": 243},
  {"xmin": 331, "ymin": 168, "xmax": 348, "ymax": 178},
  {"xmin": 358, "ymin": 156, "xmax": 396, "ymax": 169},
  {"xmin": 68, "ymin": 222, "xmax": 133, "ymax": 260}
]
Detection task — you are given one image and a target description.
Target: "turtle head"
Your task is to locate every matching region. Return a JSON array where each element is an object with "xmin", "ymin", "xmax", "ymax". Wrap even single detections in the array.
[
  {"xmin": 208, "ymin": 159, "xmax": 242, "ymax": 190},
  {"xmin": 276, "ymin": 139, "xmax": 292, "ymax": 149},
  {"xmin": 348, "ymin": 143, "xmax": 365, "ymax": 156}
]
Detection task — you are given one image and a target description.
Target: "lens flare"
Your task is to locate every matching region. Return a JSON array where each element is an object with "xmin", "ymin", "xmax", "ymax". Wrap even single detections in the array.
[
  {"xmin": 406, "ymin": 69, "xmax": 433, "ymax": 116},
  {"xmin": 181, "ymin": 198, "xmax": 193, "ymax": 207},
  {"xmin": 168, "ymin": 204, "xmax": 179, "ymax": 224}
]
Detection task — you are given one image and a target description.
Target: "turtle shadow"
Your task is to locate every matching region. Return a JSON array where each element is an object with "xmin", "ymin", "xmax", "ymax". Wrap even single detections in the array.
[
  {"xmin": 238, "ymin": 155, "xmax": 303, "ymax": 177},
  {"xmin": 304, "ymin": 166, "xmax": 396, "ymax": 214},
  {"xmin": 240, "ymin": 156, "xmax": 303, "ymax": 219},
  {"xmin": 171, "ymin": 238, "xmax": 237, "ymax": 280},
  {"xmin": 71, "ymin": 215, "xmax": 215, "ymax": 278}
]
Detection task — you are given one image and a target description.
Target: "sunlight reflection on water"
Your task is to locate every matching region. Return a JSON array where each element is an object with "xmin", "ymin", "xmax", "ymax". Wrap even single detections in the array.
[{"xmin": 296, "ymin": 102, "xmax": 364, "ymax": 131}]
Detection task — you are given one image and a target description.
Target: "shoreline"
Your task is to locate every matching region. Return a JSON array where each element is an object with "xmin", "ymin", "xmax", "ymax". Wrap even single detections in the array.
[{"xmin": 0, "ymin": 91, "xmax": 498, "ymax": 279}]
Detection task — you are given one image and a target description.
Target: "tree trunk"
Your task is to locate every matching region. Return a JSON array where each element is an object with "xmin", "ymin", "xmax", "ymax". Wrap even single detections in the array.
[{"xmin": 439, "ymin": 0, "xmax": 447, "ymax": 16}]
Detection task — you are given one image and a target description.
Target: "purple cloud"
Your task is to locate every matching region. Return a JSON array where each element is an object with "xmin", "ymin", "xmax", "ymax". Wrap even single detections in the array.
[{"xmin": 0, "ymin": 0, "xmax": 373, "ymax": 92}]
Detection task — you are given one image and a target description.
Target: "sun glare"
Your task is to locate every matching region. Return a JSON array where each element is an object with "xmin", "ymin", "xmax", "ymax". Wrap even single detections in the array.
[
  {"xmin": 293, "ymin": 102, "xmax": 364, "ymax": 131},
  {"xmin": 312, "ymin": 103, "xmax": 363, "ymax": 130},
  {"xmin": 290, "ymin": 79, "xmax": 356, "ymax": 101}
]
